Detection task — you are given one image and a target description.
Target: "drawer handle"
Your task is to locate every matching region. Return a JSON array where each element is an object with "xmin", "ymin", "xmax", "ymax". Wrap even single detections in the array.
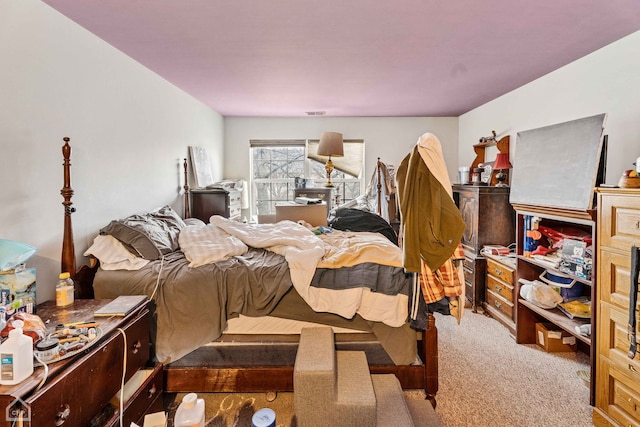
[
  {"xmin": 629, "ymin": 364, "xmax": 640, "ymax": 376},
  {"xmin": 627, "ymin": 397, "xmax": 638, "ymax": 412},
  {"xmin": 495, "ymin": 284, "xmax": 503, "ymax": 293},
  {"xmin": 55, "ymin": 404, "xmax": 71, "ymax": 426},
  {"xmin": 148, "ymin": 383, "xmax": 157, "ymax": 399},
  {"xmin": 494, "ymin": 301, "xmax": 502, "ymax": 309},
  {"xmin": 132, "ymin": 339, "xmax": 142, "ymax": 354},
  {"xmin": 495, "ymin": 269, "xmax": 503, "ymax": 276}
]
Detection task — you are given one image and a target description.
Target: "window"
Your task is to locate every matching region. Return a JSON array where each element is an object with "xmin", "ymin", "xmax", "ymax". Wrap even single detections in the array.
[{"xmin": 250, "ymin": 139, "xmax": 364, "ymax": 215}]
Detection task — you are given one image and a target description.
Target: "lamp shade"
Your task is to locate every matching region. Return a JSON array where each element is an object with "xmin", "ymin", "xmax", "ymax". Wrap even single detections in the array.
[
  {"xmin": 317, "ymin": 132, "xmax": 344, "ymax": 157},
  {"xmin": 493, "ymin": 153, "xmax": 513, "ymax": 170}
]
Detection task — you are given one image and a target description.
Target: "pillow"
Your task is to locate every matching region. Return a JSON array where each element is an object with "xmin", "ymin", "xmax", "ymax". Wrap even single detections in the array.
[
  {"xmin": 0, "ymin": 239, "xmax": 36, "ymax": 271},
  {"xmin": 83, "ymin": 235, "xmax": 149, "ymax": 271},
  {"xmin": 179, "ymin": 224, "xmax": 248, "ymax": 267},
  {"xmin": 183, "ymin": 217, "xmax": 206, "ymax": 227},
  {"xmin": 100, "ymin": 205, "xmax": 185, "ymax": 260}
]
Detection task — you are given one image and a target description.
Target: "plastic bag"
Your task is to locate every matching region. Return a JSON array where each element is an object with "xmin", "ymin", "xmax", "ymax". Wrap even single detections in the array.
[{"xmin": 519, "ymin": 279, "xmax": 563, "ymax": 309}]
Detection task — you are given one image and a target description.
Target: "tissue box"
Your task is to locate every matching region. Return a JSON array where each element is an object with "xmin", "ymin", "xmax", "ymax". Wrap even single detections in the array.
[
  {"xmin": 0, "ymin": 268, "xmax": 36, "ymax": 321},
  {"xmin": 535, "ymin": 322, "xmax": 576, "ymax": 352}
]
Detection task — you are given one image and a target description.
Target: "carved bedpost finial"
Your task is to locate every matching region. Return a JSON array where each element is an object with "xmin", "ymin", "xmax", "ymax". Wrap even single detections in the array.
[
  {"xmin": 183, "ymin": 158, "xmax": 191, "ymax": 219},
  {"xmin": 61, "ymin": 137, "xmax": 76, "ymax": 277}
]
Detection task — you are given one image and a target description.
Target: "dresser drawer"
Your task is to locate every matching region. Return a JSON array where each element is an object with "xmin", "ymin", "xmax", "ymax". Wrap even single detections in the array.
[
  {"xmin": 598, "ymin": 249, "xmax": 635, "ymax": 310},
  {"xmin": 26, "ymin": 310, "xmax": 150, "ymax": 426},
  {"xmin": 599, "ymin": 193, "xmax": 640, "ymax": 252},
  {"xmin": 105, "ymin": 364, "xmax": 164, "ymax": 427},
  {"xmin": 486, "ymin": 290, "xmax": 513, "ymax": 319},
  {"xmin": 486, "ymin": 274, "xmax": 513, "ymax": 302},
  {"xmin": 486, "ymin": 258, "xmax": 514, "ymax": 285},
  {"xmin": 598, "ymin": 302, "xmax": 640, "ymax": 372},
  {"xmin": 597, "ymin": 357, "xmax": 640, "ymax": 426}
]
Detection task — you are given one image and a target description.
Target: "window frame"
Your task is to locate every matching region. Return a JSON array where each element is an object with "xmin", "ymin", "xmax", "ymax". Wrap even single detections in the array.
[{"xmin": 249, "ymin": 139, "xmax": 365, "ymax": 217}]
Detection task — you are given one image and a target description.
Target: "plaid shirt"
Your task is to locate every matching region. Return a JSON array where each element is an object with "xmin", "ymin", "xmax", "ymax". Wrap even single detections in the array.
[{"xmin": 419, "ymin": 244, "xmax": 465, "ymax": 303}]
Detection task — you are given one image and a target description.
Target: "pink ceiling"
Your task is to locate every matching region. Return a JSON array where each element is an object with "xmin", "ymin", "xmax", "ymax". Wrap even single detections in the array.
[{"xmin": 43, "ymin": 0, "xmax": 640, "ymax": 117}]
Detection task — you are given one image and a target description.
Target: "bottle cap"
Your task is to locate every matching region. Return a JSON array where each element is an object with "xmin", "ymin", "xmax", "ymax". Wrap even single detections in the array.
[
  {"xmin": 8, "ymin": 320, "xmax": 24, "ymax": 337},
  {"xmin": 252, "ymin": 408, "xmax": 276, "ymax": 427},
  {"xmin": 59, "ymin": 272, "xmax": 70, "ymax": 279},
  {"xmin": 181, "ymin": 393, "xmax": 197, "ymax": 409}
]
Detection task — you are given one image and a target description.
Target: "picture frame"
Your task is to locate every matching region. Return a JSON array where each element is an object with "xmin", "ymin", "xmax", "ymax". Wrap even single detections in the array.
[{"xmin": 188, "ymin": 146, "xmax": 214, "ymax": 188}]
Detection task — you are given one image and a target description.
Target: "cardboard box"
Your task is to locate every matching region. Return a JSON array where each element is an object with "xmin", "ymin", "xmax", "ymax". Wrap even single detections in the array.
[
  {"xmin": 535, "ymin": 322, "xmax": 576, "ymax": 352},
  {"xmin": 558, "ymin": 258, "xmax": 592, "ymax": 280},
  {"xmin": 0, "ymin": 268, "xmax": 36, "ymax": 321},
  {"xmin": 275, "ymin": 202, "xmax": 328, "ymax": 226}
]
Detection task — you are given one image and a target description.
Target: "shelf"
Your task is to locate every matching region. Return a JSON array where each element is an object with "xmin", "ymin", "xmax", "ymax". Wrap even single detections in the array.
[
  {"xmin": 518, "ymin": 298, "xmax": 591, "ymax": 345},
  {"xmin": 516, "ymin": 255, "xmax": 593, "ymax": 287}
]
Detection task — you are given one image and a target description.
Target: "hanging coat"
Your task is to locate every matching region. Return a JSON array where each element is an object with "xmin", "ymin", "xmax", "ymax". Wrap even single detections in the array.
[{"xmin": 396, "ymin": 137, "xmax": 465, "ymax": 273}]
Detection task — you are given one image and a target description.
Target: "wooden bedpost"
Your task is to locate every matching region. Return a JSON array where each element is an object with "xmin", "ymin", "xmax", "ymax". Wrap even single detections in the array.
[
  {"xmin": 376, "ymin": 157, "xmax": 382, "ymax": 216},
  {"xmin": 424, "ymin": 313, "xmax": 439, "ymax": 407},
  {"xmin": 61, "ymin": 137, "xmax": 76, "ymax": 277},
  {"xmin": 183, "ymin": 158, "xmax": 191, "ymax": 219}
]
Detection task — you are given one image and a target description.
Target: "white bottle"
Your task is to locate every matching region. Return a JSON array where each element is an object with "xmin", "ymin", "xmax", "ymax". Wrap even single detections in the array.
[
  {"xmin": 0, "ymin": 320, "xmax": 34, "ymax": 385},
  {"xmin": 174, "ymin": 393, "xmax": 205, "ymax": 427}
]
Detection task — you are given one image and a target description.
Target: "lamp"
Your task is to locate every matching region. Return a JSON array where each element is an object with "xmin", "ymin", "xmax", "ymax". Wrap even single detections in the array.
[
  {"xmin": 493, "ymin": 153, "xmax": 513, "ymax": 187},
  {"xmin": 317, "ymin": 131, "xmax": 344, "ymax": 187}
]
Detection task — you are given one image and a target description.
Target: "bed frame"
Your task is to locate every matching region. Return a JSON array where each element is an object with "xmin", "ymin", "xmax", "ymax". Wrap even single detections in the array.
[{"xmin": 62, "ymin": 142, "xmax": 439, "ymax": 405}]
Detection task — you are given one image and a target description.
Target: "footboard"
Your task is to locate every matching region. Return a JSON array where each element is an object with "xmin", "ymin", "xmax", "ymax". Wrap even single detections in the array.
[{"xmin": 164, "ymin": 314, "xmax": 438, "ymax": 405}]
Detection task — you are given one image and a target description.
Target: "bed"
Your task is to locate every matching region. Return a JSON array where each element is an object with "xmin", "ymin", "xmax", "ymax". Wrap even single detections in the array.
[{"xmin": 65, "ymin": 147, "xmax": 440, "ymax": 405}]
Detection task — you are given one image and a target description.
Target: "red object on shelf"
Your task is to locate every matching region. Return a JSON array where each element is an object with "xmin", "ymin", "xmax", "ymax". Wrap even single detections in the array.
[{"xmin": 538, "ymin": 224, "xmax": 592, "ymax": 248}]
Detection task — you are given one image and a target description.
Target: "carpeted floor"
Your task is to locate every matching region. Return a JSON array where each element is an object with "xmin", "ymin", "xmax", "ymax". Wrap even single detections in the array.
[{"xmin": 164, "ymin": 311, "xmax": 593, "ymax": 427}]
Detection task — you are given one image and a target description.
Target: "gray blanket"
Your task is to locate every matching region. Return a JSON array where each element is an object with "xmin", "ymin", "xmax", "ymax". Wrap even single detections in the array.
[
  {"xmin": 94, "ymin": 248, "xmax": 291, "ymax": 363},
  {"xmin": 94, "ymin": 248, "xmax": 415, "ymax": 364}
]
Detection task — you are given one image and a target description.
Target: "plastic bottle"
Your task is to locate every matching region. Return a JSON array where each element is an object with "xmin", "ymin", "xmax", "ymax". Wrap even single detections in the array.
[
  {"xmin": 56, "ymin": 272, "xmax": 74, "ymax": 307},
  {"xmin": 174, "ymin": 393, "xmax": 205, "ymax": 427},
  {"xmin": 0, "ymin": 320, "xmax": 34, "ymax": 385}
]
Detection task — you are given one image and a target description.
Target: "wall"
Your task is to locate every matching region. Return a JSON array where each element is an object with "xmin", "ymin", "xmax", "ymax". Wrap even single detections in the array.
[
  {"xmin": 459, "ymin": 31, "xmax": 640, "ymax": 186},
  {"xmin": 0, "ymin": 0, "xmax": 223, "ymax": 302},
  {"xmin": 223, "ymin": 116, "xmax": 459, "ymax": 214}
]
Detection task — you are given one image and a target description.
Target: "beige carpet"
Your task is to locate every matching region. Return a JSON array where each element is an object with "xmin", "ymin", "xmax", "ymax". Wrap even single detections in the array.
[{"xmin": 164, "ymin": 311, "xmax": 593, "ymax": 427}]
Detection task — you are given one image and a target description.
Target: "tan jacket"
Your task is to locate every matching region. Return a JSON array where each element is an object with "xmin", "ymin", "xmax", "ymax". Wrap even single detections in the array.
[{"xmin": 396, "ymin": 138, "xmax": 465, "ymax": 273}]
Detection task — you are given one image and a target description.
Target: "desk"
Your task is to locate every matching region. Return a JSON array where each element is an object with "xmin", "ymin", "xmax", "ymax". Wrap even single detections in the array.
[
  {"xmin": 294, "ymin": 188, "xmax": 333, "ymax": 215},
  {"xmin": 275, "ymin": 202, "xmax": 328, "ymax": 226}
]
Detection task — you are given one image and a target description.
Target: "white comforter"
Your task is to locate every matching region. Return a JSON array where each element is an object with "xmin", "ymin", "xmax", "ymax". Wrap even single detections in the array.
[{"xmin": 179, "ymin": 216, "xmax": 408, "ymax": 326}]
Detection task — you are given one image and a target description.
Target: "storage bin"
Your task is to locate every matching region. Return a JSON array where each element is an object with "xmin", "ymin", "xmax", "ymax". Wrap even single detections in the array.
[{"xmin": 538, "ymin": 270, "xmax": 584, "ymax": 302}]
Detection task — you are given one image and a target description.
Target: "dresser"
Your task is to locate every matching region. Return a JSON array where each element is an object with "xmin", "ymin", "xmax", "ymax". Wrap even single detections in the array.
[
  {"xmin": 0, "ymin": 299, "xmax": 162, "ymax": 427},
  {"xmin": 593, "ymin": 188, "xmax": 640, "ymax": 427},
  {"xmin": 191, "ymin": 187, "xmax": 242, "ymax": 222},
  {"xmin": 484, "ymin": 253, "xmax": 517, "ymax": 335},
  {"xmin": 452, "ymin": 185, "xmax": 515, "ymax": 311},
  {"xmin": 294, "ymin": 187, "xmax": 333, "ymax": 215}
]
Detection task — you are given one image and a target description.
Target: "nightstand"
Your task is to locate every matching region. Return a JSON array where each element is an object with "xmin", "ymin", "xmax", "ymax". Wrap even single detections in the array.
[
  {"xmin": 0, "ymin": 299, "xmax": 162, "ymax": 427},
  {"xmin": 191, "ymin": 188, "xmax": 242, "ymax": 222}
]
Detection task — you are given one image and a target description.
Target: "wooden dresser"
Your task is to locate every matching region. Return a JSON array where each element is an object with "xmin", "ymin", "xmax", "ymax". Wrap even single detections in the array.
[
  {"xmin": 484, "ymin": 253, "xmax": 517, "ymax": 335},
  {"xmin": 593, "ymin": 188, "xmax": 640, "ymax": 427},
  {"xmin": 191, "ymin": 187, "xmax": 242, "ymax": 222},
  {"xmin": 452, "ymin": 185, "xmax": 515, "ymax": 311},
  {"xmin": 0, "ymin": 299, "xmax": 162, "ymax": 427}
]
